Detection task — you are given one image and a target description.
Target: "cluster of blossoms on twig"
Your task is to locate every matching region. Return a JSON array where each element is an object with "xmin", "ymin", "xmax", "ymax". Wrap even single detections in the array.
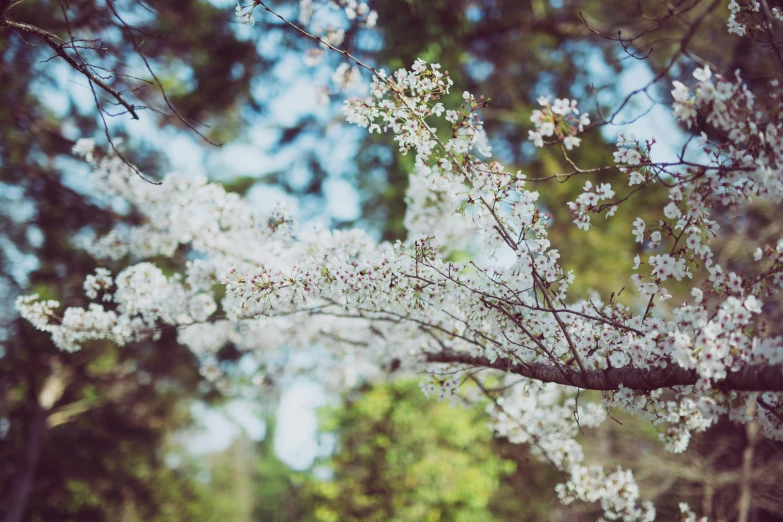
[
  {"xmin": 528, "ymin": 95, "xmax": 590, "ymax": 150},
  {"xmin": 564, "ymin": 131, "xmax": 656, "ymax": 231},
  {"xmin": 298, "ymin": 0, "xmax": 378, "ymax": 28},
  {"xmin": 237, "ymin": 0, "xmax": 377, "ymax": 28},
  {"xmin": 726, "ymin": 0, "xmax": 783, "ymax": 36},
  {"xmin": 567, "ymin": 181, "xmax": 617, "ymax": 231},
  {"xmin": 236, "ymin": 0, "xmax": 378, "ymax": 94}
]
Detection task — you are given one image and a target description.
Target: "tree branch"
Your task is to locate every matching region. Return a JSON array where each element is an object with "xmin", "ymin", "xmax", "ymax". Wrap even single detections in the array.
[
  {"xmin": 425, "ymin": 350, "xmax": 783, "ymax": 392},
  {"xmin": 0, "ymin": 17, "xmax": 140, "ymax": 120}
]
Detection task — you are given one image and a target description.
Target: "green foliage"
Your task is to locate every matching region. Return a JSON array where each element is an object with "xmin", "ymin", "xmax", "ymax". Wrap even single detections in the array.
[{"xmin": 302, "ymin": 380, "xmax": 557, "ymax": 522}]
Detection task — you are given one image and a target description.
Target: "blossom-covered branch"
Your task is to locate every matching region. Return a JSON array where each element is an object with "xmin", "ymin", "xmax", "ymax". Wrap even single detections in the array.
[{"xmin": 14, "ymin": 2, "xmax": 783, "ymax": 520}]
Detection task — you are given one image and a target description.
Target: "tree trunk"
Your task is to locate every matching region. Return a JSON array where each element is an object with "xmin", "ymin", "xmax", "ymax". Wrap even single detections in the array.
[
  {"xmin": 3, "ymin": 405, "xmax": 47, "ymax": 522},
  {"xmin": 737, "ymin": 404, "xmax": 759, "ymax": 522}
]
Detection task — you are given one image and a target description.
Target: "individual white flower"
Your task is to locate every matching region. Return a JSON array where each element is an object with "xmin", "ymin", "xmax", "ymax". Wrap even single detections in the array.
[
  {"xmin": 540, "ymin": 121, "xmax": 555, "ymax": 137},
  {"xmin": 528, "ymin": 130, "xmax": 544, "ymax": 147},
  {"xmin": 629, "ymin": 171, "xmax": 644, "ymax": 186},
  {"xmin": 609, "ymin": 351, "xmax": 629, "ymax": 367},
  {"xmin": 693, "ymin": 66, "xmax": 711, "ymax": 82},
  {"xmin": 641, "ymin": 282, "xmax": 659, "ymax": 295},
  {"xmin": 235, "ymin": 2, "xmax": 255, "ymax": 25},
  {"xmin": 744, "ymin": 295, "xmax": 763, "ymax": 313},
  {"xmin": 438, "ymin": 157, "xmax": 452, "ymax": 172},
  {"xmin": 563, "ymin": 136, "xmax": 581, "ymax": 150},
  {"xmin": 411, "ymin": 59, "xmax": 427, "ymax": 73},
  {"xmin": 578, "ymin": 112, "xmax": 590, "ymax": 131},
  {"xmin": 626, "ymin": 149, "xmax": 642, "ymax": 165},
  {"xmin": 671, "ymin": 81, "xmax": 690, "ymax": 102},
  {"xmin": 551, "ymin": 98, "xmax": 575, "ymax": 115},
  {"xmin": 663, "ymin": 202, "xmax": 681, "ymax": 219}
]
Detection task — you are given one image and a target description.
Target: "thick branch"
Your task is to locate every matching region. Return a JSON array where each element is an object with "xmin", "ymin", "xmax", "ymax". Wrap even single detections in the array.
[{"xmin": 425, "ymin": 351, "xmax": 783, "ymax": 392}]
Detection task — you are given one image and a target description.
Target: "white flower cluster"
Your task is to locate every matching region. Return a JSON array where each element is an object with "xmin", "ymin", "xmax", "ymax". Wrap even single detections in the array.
[
  {"xmin": 726, "ymin": 0, "xmax": 761, "ymax": 36},
  {"xmin": 566, "ymin": 180, "xmax": 616, "ymax": 231},
  {"xmin": 17, "ymin": 263, "xmax": 218, "ymax": 353},
  {"xmin": 299, "ymin": 0, "xmax": 378, "ymax": 28},
  {"xmin": 671, "ymin": 67, "xmax": 783, "ymax": 204},
  {"xmin": 725, "ymin": 0, "xmax": 783, "ymax": 35},
  {"xmin": 489, "ymin": 382, "xmax": 655, "ymax": 520},
  {"xmin": 528, "ymin": 95, "xmax": 590, "ymax": 150},
  {"xmin": 556, "ymin": 465, "xmax": 655, "ymax": 522},
  {"xmin": 241, "ymin": 1, "xmax": 373, "ymax": 28},
  {"xmin": 236, "ymin": 0, "xmax": 378, "ymax": 96},
  {"xmin": 563, "ymin": 131, "xmax": 655, "ymax": 231},
  {"xmin": 613, "ymin": 133, "xmax": 646, "ymax": 166},
  {"xmin": 590, "ymin": 65, "xmax": 783, "ymax": 333},
  {"xmin": 235, "ymin": 2, "xmax": 257, "ymax": 26}
]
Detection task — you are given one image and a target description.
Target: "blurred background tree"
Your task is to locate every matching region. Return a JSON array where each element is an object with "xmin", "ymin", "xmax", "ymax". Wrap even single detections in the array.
[
  {"xmin": 0, "ymin": 1, "xmax": 265, "ymax": 519},
  {"xmin": 302, "ymin": 379, "xmax": 556, "ymax": 522}
]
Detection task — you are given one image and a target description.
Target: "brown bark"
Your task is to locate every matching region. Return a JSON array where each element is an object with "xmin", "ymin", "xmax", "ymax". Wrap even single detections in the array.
[
  {"xmin": 425, "ymin": 351, "xmax": 783, "ymax": 392},
  {"xmin": 3, "ymin": 405, "xmax": 46, "ymax": 522},
  {"xmin": 737, "ymin": 404, "xmax": 760, "ymax": 522}
]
